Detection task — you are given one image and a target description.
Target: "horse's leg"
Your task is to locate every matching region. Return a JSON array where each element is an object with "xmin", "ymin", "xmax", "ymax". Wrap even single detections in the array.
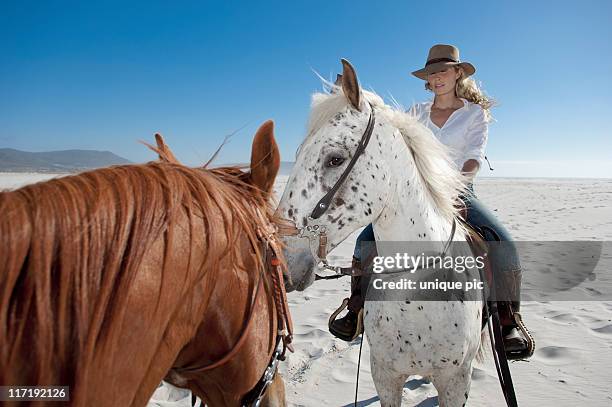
[
  {"xmin": 370, "ymin": 357, "xmax": 408, "ymax": 407},
  {"xmin": 260, "ymin": 372, "xmax": 286, "ymax": 407},
  {"xmin": 432, "ymin": 364, "xmax": 473, "ymax": 407}
]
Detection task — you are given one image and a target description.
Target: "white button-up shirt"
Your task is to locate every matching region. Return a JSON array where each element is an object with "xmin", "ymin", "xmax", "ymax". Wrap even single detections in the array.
[{"xmin": 409, "ymin": 98, "xmax": 489, "ymax": 170}]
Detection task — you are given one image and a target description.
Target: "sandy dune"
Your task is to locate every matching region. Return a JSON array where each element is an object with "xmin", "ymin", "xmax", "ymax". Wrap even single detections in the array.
[{"xmin": 2, "ymin": 173, "xmax": 611, "ymax": 406}]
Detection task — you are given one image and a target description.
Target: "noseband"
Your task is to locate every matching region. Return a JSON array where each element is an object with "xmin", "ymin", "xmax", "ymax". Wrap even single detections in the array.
[{"xmin": 281, "ymin": 103, "xmax": 376, "ymax": 271}]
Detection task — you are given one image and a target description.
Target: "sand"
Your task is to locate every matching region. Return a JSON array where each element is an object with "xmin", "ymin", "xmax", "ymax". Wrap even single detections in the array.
[
  {"xmin": 3, "ymin": 173, "xmax": 611, "ymax": 406},
  {"xmin": 272, "ymin": 176, "xmax": 612, "ymax": 407},
  {"xmin": 0, "ymin": 172, "xmax": 65, "ymax": 190}
]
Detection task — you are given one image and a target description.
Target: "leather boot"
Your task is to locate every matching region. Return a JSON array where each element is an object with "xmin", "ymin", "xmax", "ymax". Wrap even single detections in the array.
[
  {"xmin": 502, "ymin": 302, "xmax": 527, "ymax": 353},
  {"xmin": 496, "ymin": 268, "xmax": 534, "ymax": 359},
  {"xmin": 329, "ymin": 257, "xmax": 364, "ymax": 341},
  {"xmin": 329, "ymin": 308, "xmax": 360, "ymax": 341}
]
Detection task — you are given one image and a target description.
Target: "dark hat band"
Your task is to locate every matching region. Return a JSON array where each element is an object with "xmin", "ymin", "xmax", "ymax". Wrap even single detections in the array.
[{"xmin": 425, "ymin": 57, "xmax": 458, "ymax": 66}]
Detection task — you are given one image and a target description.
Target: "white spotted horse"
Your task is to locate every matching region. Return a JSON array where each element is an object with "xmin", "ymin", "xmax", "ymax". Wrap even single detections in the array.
[{"xmin": 276, "ymin": 59, "xmax": 530, "ymax": 406}]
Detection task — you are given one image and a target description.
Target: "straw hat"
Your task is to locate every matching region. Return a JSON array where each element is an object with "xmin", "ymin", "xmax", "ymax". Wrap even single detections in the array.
[{"xmin": 411, "ymin": 44, "xmax": 475, "ymax": 80}]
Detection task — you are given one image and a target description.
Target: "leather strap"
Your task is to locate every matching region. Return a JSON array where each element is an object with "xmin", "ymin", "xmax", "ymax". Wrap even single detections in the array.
[
  {"xmin": 487, "ymin": 300, "xmax": 519, "ymax": 407},
  {"xmin": 310, "ymin": 104, "xmax": 376, "ymax": 219},
  {"xmin": 478, "ymin": 250, "xmax": 519, "ymax": 407},
  {"xmin": 276, "ymin": 222, "xmax": 299, "ymax": 236},
  {"xmin": 315, "ymin": 219, "xmax": 457, "ymax": 280},
  {"xmin": 426, "ymin": 57, "xmax": 458, "ymax": 66}
]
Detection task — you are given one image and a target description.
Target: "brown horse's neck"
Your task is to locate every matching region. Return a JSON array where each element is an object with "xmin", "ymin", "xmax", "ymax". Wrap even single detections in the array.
[{"xmin": 166, "ymin": 234, "xmax": 278, "ymax": 406}]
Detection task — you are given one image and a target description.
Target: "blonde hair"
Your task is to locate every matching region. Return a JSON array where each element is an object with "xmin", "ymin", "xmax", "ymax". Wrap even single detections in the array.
[{"xmin": 425, "ymin": 66, "xmax": 495, "ymax": 119}]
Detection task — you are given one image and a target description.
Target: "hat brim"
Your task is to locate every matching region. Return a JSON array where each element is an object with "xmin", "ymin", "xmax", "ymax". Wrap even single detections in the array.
[{"xmin": 411, "ymin": 61, "xmax": 476, "ymax": 80}]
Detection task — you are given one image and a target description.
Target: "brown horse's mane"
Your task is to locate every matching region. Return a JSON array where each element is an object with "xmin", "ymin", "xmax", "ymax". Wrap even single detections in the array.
[{"xmin": 0, "ymin": 157, "xmax": 284, "ymax": 389}]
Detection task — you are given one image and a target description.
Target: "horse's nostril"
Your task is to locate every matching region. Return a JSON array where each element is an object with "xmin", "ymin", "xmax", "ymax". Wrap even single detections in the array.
[{"xmin": 282, "ymin": 271, "xmax": 297, "ymax": 292}]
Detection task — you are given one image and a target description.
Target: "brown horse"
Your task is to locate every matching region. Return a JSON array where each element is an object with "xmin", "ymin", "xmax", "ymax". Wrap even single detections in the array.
[{"xmin": 0, "ymin": 121, "xmax": 292, "ymax": 406}]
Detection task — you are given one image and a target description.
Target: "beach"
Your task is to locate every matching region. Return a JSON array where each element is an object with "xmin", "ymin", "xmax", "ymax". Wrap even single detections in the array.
[
  {"xmin": 3, "ymin": 173, "xmax": 611, "ymax": 406},
  {"xmin": 271, "ymin": 175, "xmax": 612, "ymax": 406}
]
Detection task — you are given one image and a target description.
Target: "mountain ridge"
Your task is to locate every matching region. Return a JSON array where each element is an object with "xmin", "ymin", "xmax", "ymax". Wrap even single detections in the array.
[{"xmin": 0, "ymin": 148, "xmax": 132, "ymax": 173}]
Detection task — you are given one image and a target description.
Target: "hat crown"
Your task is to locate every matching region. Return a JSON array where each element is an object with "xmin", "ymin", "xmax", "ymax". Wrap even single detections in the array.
[
  {"xmin": 426, "ymin": 44, "xmax": 461, "ymax": 63},
  {"xmin": 411, "ymin": 44, "xmax": 475, "ymax": 80}
]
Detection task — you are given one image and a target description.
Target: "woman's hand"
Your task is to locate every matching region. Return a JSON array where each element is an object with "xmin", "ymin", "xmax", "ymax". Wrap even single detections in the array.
[{"xmin": 461, "ymin": 159, "xmax": 480, "ymax": 180}]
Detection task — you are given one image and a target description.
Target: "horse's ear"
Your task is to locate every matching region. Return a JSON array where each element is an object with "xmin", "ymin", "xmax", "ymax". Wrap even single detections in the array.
[
  {"xmin": 142, "ymin": 133, "xmax": 180, "ymax": 164},
  {"xmin": 330, "ymin": 74, "xmax": 343, "ymax": 95},
  {"xmin": 154, "ymin": 133, "xmax": 180, "ymax": 164},
  {"xmin": 250, "ymin": 120, "xmax": 280, "ymax": 197},
  {"xmin": 341, "ymin": 58, "xmax": 361, "ymax": 111},
  {"xmin": 335, "ymin": 74, "xmax": 343, "ymax": 85}
]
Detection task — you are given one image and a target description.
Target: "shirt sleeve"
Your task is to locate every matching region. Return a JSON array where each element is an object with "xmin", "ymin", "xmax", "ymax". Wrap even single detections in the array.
[{"xmin": 462, "ymin": 107, "xmax": 488, "ymax": 168}]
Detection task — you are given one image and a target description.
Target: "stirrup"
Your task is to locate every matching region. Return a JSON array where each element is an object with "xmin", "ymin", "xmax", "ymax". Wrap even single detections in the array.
[
  {"xmin": 506, "ymin": 312, "xmax": 535, "ymax": 360},
  {"xmin": 328, "ymin": 298, "xmax": 364, "ymax": 342}
]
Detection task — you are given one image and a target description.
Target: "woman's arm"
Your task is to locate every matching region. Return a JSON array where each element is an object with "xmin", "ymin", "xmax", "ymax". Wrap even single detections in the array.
[{"xmin": 462, "ymin": 107, "xmax": 489, "ymax": 179}]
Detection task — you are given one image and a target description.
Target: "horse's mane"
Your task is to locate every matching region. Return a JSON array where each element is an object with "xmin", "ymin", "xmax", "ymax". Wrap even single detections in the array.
[
  {"xmin": 0, "ymin": 159, "xmax": 283, "ymax": 387},
  {"xmin": 303, "ymin": 85, "xmax": 467, "ymax": 225}
]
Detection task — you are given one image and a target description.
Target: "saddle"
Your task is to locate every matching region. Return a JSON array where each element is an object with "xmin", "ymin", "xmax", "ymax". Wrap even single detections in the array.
[{"xmin": 328, "ymin": 215, "xmax": 535, "ymax": 360}]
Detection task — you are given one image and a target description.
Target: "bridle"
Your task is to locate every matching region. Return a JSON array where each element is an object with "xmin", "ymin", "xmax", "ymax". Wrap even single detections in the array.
[
  {"xmin": 279, "ymin": 103, "xmax": 376, "ymax": 274},
  {"xmin": 240, "ymin": 232, "xmax": 294, "ymax": 407},
  {"xmin": 172, "ymin": 212, "xmax": 294, "ymax": 407},
  {"xmin": 278, "ymin": 102, "xmax": 459, "ymax": 279}
]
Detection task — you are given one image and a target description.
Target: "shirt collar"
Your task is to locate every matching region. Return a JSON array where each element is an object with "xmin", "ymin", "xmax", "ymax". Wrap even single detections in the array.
[{"xmin": 425, "ymin": 98, "xmax": 468, "ymax": 111}]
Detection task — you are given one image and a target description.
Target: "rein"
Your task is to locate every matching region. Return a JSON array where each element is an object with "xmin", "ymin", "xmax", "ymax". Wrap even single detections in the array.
[
  {"xmin": 315, "ymin": 219, "xmax": 457, "ymax": 280},
  {"xmin": 464, "ymin": 219, "xmax": 519, "ymax": 407},
  {"xmin": 484, "ymin": 299, "xmax": 519, "ymax": 407}
]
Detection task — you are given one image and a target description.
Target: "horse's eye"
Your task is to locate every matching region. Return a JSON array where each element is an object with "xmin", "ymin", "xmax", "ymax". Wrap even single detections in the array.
[{"xmin": 326, "ymin": 155, "xmax": 345, "ymax": 168}]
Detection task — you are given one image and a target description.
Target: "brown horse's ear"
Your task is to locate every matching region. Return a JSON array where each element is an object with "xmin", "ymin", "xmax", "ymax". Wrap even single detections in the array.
[
  {"xmin": 341, "ymin": 58, "xmax": 361, "ymax": 111},
  {"xmin": 154, "ymin": 133, "xmax": 180, "ymax": 164},
  {"xmin": 250, "ymin": 120, "xmax": 280, "ymax": 196},
  {"xmin": 141, "ymin": 133, "xmax": 180, "ymax": 164}
]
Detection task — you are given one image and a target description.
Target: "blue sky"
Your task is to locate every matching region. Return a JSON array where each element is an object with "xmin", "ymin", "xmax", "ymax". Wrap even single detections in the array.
[{"xmin": 1, "ymin": 1, "xmax": 611, "ymax": 177}]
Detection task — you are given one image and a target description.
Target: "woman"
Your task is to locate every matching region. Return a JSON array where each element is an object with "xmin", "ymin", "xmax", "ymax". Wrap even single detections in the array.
[{"xmin": 329, "ymin": 44, "xmax": 533, "ymax": 360}]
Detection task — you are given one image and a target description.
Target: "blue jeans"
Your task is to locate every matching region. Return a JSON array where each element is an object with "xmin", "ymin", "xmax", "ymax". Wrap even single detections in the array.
[{"xmin": 353, "ymin": 184, "xmax": 522, "ymax": 274}]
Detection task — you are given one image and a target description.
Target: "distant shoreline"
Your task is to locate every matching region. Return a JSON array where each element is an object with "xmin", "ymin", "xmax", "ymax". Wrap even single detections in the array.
[
  {"xmin": 1, "ymin": 171, "xmax": 610, "ymax": 182},
  {"xmin": 476, "ymin": 176, "xmax": 612, "ymax": 181},
  {"xmin": 0, "ymin": 169, "xmax": 82, "ymax": 174}
]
